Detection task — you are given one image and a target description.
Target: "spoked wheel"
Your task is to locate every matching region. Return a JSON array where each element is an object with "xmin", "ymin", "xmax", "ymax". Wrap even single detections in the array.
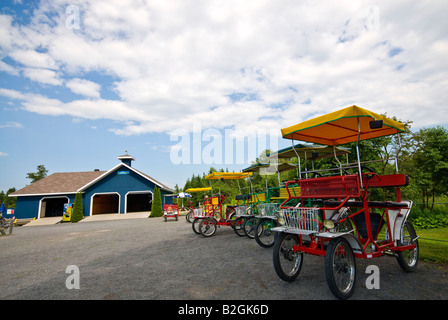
[
  {"xmin": 243, "ymin": 217, "xmax": 258, "ymax": 238},
  {"xmin": 186, "ymin": 210, "xmax": 193, "ymax": 223},
  {"xmin": 255, "ymin": 218, "xmax": 278, "ymax": 248},
  {"xmin": 396, "ymin": 220, "xmax": 419, "ymax": 272},
  {"xmin": 199, "ymin": 218, "xmax": 217, "ymax": 237},
  {"xmin": 325, "ymin": 237, "xmax": 356, "ymax": 300},
  {"xmin": 273, "ymin": 232, "xmax": 303, "ymax": 282},
  {"xmin": 233, "ymin": 217, "xmax": 246, "ymax": 237},
  {"xmin": 192, "ymin": 218, "xmax": 202, "ymax": 234}
]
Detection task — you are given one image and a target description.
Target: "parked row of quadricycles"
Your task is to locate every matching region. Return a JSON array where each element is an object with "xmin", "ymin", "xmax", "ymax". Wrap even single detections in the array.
[{"xmin": 184, "ymin": 106, "xmax": 420, "ymax": 300}]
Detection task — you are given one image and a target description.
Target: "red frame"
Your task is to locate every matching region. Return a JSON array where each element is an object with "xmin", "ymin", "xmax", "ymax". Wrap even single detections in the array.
[
  {"xmin": 163, "ymin": 204, "xmax": 179, "ymax": 219},
  {"xmin": 280, "ymin": 173, "xmax": 416, "ymax": 259}
]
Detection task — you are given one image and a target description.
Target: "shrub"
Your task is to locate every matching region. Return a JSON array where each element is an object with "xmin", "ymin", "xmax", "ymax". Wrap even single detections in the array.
[
  {"xmin": 409, "ymin": 204, "xmax": 448, "ymax": 229},
  {"xmin": 151, "ymin": 186, "xmax": 162, "ymax": 218},
  {"xmin": 71, "ymin": 192, "xmax": 84, "ymax": 223}
]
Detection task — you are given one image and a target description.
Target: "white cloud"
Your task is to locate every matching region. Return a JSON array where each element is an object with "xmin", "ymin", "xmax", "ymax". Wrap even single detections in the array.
[
  {"xmin": 0, "ymin": 152, "xmax": 8, "ymax": 157},
  {"xmin": 22, "ymin": 68, "xmax": 62, "ymax": 86},
  {"xmin": 0, "ymin": 60, "xmax": 19, "ymax": 76},
  {"xmin": 66, "ymin": 78, "xmax": 101, "ymax": 98},
  {"xmin": 0, "ymin": 0, "xmax": 447, "ymax": 137},
  {"xmin": 10, "ymin": 49, "xmax": 58, "ymax": 69},
  {"xmin": 0, "ymin": 122, "xmax": 23, "ymax": 129}
]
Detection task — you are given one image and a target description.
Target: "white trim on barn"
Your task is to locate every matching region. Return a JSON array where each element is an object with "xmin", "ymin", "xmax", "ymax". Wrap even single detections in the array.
[
  {"xmin": 89, "ymin": 192, "xmax": 121, "ymax": 216},
  {"xmin": 78, "ymin": 163, "xmax": 172, "ymax": 193},
  {"xmin": 124, "ymin": 190, "xmax": 153, "ymax": 214},
  {"xmin": 38, "ymin": 196, "xmax": 70, "ymax": 219}
]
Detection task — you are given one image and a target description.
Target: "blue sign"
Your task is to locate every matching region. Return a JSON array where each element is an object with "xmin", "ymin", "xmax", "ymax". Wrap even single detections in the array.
[{"xmin": 117, "ymin": 171, "xmax": 130, "ymax": 175}]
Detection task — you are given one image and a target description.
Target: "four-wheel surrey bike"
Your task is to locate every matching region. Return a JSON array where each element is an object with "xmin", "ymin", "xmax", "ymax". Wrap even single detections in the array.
[
  {"xmin": 271, "ymin": 105, "xmax": 419, "ymax": 299},
  {"xmin": 191, "ymin": 172, "xmax": 253, "ymax": 237}
]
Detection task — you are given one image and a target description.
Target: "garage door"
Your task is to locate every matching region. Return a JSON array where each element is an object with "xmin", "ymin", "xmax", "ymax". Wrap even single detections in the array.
[
  {"xmin": 40, "ymin": 197, "xmax": 69, "ymax": 218},
  {"xmin": 92, "ymin": 194, "xmax": 119, "ymax": 214},
  {"xmin": 126, "ymin": 192, "xmax": 152, "ymax": 213}
]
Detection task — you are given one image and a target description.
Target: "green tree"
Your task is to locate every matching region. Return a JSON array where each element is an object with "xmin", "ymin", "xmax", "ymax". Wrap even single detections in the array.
[
  {"xmin": 408, "ymin": 126, "xmax": 448, "ymax": 209},
  {"xmin": 4, "ymin": 188, "xmax": 17, "ymax": 208},
  {"xmin": 151, "ymin": 186, "xmax": 163, "ymax": 217},
  {"xmin": 71, "ymin": 192, "xmax": 84, "ymax": 222},
  {"xmin": 26, "ymin": 165, "xmax": 48, "ymax": 183}
]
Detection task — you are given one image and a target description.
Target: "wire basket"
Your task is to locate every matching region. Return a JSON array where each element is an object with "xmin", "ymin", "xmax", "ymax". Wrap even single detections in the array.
[
  {"xmin": 279, "ymin": 207, "xmax": 321, "ymax": 234},
  {"xmin": 235, "ymin": 205, "xmax": 250, "ymax": 217},
  {"xmin": 257, "ymin": 203, "xmax": 280, "ymax": 218},
  {"xmin": 192, "ymin": 208, "xmax": 206, "ymax": 218}
]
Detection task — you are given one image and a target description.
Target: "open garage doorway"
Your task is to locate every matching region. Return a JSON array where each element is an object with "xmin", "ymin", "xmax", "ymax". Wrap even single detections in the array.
[
  {"xmin": 39, "ymin": 197, "xmax": 69, "ymax": 218},
  {"xmin": 126, "ymin": 192, "xmax": 152, "ymax": 213},
  {"xmin": 91, "ymin": 193, "xmax": 119, "ymax": 215}
]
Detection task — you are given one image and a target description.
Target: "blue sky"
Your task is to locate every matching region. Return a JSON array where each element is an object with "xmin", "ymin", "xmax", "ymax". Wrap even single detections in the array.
[{"xmin": 1, "ymin": 0, "xmax": 448, "ymax": 194}]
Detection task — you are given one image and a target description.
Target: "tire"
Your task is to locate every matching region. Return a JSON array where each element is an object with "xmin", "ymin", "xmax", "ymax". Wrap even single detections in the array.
[
  {"xmin": 255, "ymin": 218, "xmax": 278, "ymax": 248},
  {"xmin": 325, "ymin": 237, "xmax": 356, "ymax": 300},
  {"xmin": 226, "ymin": 211, "xmax": 236, "ymax": 226},
  {"xmin": 243, "ymin": 217, "xmax": 258, "ymax": 239},
  {"xmin": 273, "ymin": 232, "xmax": 303, "ymax": 282},
  {"xmin": 233, "ymin": 217, "xmax": 246, "ymax": 237},
  {"xmin": 199, "ymin": 218, "xmax": 217, "ymax": 237},
  {"xmin": 396, "ymin": 221, "xmax": 419, "ymax": 272},
  {"xmin": 186, "ymin": 211, "xmax": 193, "ymax": 223},
  {"xmin": 192, "ymin": 218, "xmax": 202, "ymax": 234}
]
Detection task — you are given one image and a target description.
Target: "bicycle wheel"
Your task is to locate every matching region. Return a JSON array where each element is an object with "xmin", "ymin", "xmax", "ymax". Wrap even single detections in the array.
[
  {"xmin": 192, "ymin": 218, "xmax": 202, "ymax": 234},
  {"xmin": 233, "ymin": 217, "xmax": 246, "ymax": 237},
  {"xmin": 325, "ymin": 237, "xmax": 356, "ymax": 300},
  {"xmin": 185, "ymin": 210, "xmax": 193, "ymax": 223},
  {"xmin": 199, "ymin": 218, "xmax": 217, "ymax": 237},
  {"xmin": 243, "ymin": 216, "xmax": 258, "ymax": 238},
  {"xmin": 255, "ymin": 218, "xmax": 278, "ymax": 248},
  {"xmin": 396, "ymin": 220, "xmax": 419, "ymax": 272},
  {"xmin": 273, "ymin": 232, "xmax": 303, "ymax": 282}
]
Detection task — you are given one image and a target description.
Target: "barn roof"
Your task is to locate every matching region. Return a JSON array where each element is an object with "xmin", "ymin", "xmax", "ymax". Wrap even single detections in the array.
[{"xmin": 10, "ymin": 171, "xmax": 106, "ymax": 196}]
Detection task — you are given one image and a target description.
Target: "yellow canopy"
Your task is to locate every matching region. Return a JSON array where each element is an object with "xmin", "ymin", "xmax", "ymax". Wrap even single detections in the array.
[
  {"xmin": 204, "ymin": 172, "xmax": 252, "ymax": 180},
  {"xmin": 281, "ymin": 105, "xmax": 405, "ymax": 146},
  {"xmin": 185, "ymin": 187, "xmax": 212, "ymax": 193}
]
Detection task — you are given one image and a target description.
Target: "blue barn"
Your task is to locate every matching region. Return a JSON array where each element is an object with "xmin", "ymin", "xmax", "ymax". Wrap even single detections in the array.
[{"xmin": 10, "ymin": 154, "xmax": 173, "ymax": 220}]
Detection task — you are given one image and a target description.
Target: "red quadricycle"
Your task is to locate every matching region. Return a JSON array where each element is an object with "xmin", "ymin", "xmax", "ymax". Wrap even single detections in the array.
[
  {"xmin": 162, "ymin": 194, "xmax": 179, "ymax": 222},
  {"xmin": 272, "ymin": 105, "xmax": 419, "ymax": 299},
  {"xmin": 192, "ymin": 172, "xmax": 253, "ymax": 237},
  {"xmin": 162, "ymin": 200, "xmax": 179, "ymax": 222},
  {"xmin": 184, "ymin": 187, "xmax": 213, "ymax": 224}
]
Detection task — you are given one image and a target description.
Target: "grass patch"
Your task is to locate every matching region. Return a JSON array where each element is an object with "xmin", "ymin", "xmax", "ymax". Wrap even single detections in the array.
[
  {"xmin": 416, "ymin": 227, "xmax": 448, "ymax": 264},
  {"xmin": 375, "ymin": 224, "xmax": 447, "ymax": 265}
]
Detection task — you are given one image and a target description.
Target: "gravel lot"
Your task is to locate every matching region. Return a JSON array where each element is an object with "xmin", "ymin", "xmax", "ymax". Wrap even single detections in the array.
[{"xmin": 1, "ymin": 215, "xmax": 447, "ymax": 301}]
